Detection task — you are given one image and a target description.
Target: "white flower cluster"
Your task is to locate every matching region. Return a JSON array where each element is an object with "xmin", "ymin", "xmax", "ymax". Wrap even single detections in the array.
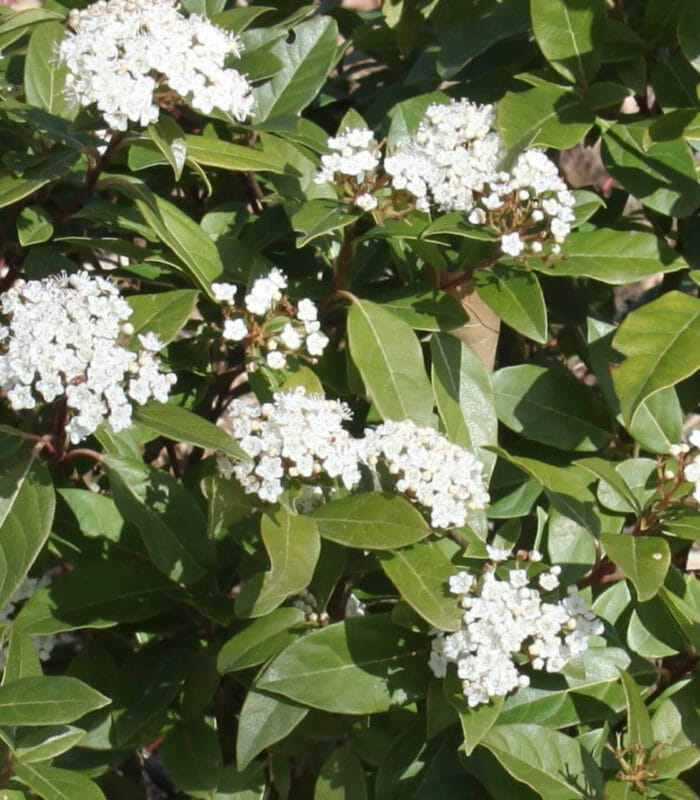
[
  {"xmin": 58, "ymin": 0, "xmax": 253, "ymax": 131},
  {"xmin": 363, "ymin": 419, "xmax": 489, "ymax": 528},
  {"xmin": 0, "ymin": 272, "xmax": 175, "ymax": 443},
  {"xmin": 212, "ymin": 269, "xmax": 328, "ymax": 370},
  {"xmin": 675, "ymin": 429, "xmax": 700, "ymax": 503},
  {"xmin": 314, "ymin": 103, "xmax": 575, "ymax": 253},
  {"xmin": 218, "ymin": 390, "xmax": 488, "ymax": 527},
  {"xmin": 314, "ymin": 127, "xmax": 380, "ymax": 212},
  {"xmin": 217, "ymin": 388, "xmax": 362, "ymax": 503},
  {"xmin": 429, "ymin": 566, "xmax": 604, "ymax": 707}
]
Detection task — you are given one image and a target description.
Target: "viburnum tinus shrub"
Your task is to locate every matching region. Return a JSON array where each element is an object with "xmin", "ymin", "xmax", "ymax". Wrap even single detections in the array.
[{"xmin": 0, "ymin": 0, "xmax": 697, "ymax": 796}]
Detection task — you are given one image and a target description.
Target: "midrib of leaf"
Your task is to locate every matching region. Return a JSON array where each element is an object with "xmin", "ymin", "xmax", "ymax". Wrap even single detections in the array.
[
  {"xmin": 267, "ymin": 25, "xmax": 329, "ymax": 119},
  {"xmin": 561, "ymin": 3, "xmax": 585, "ymax": 83},
  {"xmin": 0, "ymin": 456, "xmax": 33, "ymax": 529},
  {"xmin": 386, "ymin": 551, "xmax": 444, "ymax": 619},
  {"xmin": 268, "ymin": 645, "xmax": 428, "ymax": 681},
  {"xmin": 15, "ymin": 763, "xmax": 72, "ymax": 800}
]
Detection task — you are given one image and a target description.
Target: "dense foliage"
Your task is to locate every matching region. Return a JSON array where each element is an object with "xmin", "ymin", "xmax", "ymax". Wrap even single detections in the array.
[{"xmin": 0, "ymin": 0, "xmax": 698, "ymax": 797}]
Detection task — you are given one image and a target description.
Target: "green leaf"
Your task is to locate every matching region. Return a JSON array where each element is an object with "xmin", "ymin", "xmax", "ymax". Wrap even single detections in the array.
[
  {"xmin": 346, "ymin": 298, "xmax": 433, "ymax": 426},
  {"xmin": 481, "ymin": 723, "xmax": 603, "ymax": 799},
  {"xmin": 2, "ymin": 627, "xmax": 41, "ymax": 683},
  {"xmin": 595, "ymin": 458, "xmax": 656, "ymax": 514},
  {"xmin": 134, "ymin": 402, "xmax": 248, "ymax": 461},
  {"xmin": 602, "ymin": 121, "xmax": 700, "ymax": 218},
  {"xmin": 146, "ymin": 117, "xmax": 187, "ymax": 181},
  {"xmin": 530, "ymin": 0, "xmax": 606, "ymax": 85},
  {"xmin": 444, "ymin": 668, "xmax": 503, "ymax": 756},
  {"xmin": 291, "ymin": 199, "xmax": 359, "ymax": 248},
  {"xmin": 217, "ymin": 607, "xmax": 306, "ymax": 674},
  {"xmin": 161, "ymin": 720, "xmax": 223, "ymax": 797},
  {"xmin": 600, "ymin": 534, "xmax": 670, "ymax": 602},
  {"xmin": 0, "ymin": 448, "xmax": 55, "ymax": 611},
  {"xmin": 643, "ymin": 0, "xmax": 685, "ymax": 46},
  {"xmin": 575, "ymin": 457, "xmax": 641, "ymax": 513},
  {"xmin": 14, "ymin": 725, "xmax": 86, "ymax": 764},
  {"xmin": 373, "ymin": 286, "xmax": 467, "ymax": 332},
  {"xmin": 24, "ymin": 22, "xmax": 74, "ymax": 118},
  {"xmin": 473, "ymin": 265, "xmax": 547, "ymax": 343},
  {"xmin": 618, "ymin": 669, "xmax": 653, "ymax": 749},
  {"xmin": 257, "ymin": 615, "xmax": 429, "ymax": 714},
  {"xmin": 549, "ymin": 228, "xmax": 687, "ymax": 284},
  {"xmin": 251, "ymin": 16, "xmax": 339, "ymax": 121},
  {"xmin": 612, "ymin": 291, "xmax": 700, "ymax": 426},
  {"xmin": 678, "ymin": 7, "xmax": 700, "ymax": 72},
  {"xmin": 497, "ymin": 80, "xmax": 594, "ymax": 150},
  {"xmin": 379, "ymin": 541, "xmax": 462, "ymax": 632},
  {"xmin": 13, "ymin": 762, "xmax": 106, "ymax": 800},
  {"xmin": 126, "ymin": 289, "xmax": 198, "ymax": 347},
  {"xmin": 184, "ymin": 134, "xmax": 284, "ymax": 174},
  {"xmin": 236, "ymin": 688, "xmax": 307, "ymax": 770},
  {"xmin": 311, "ymin": 492, "xmax": 430, "ymax": 550},
  {"xmin": 111, "ymin": 640, "xmax": 192, "ymax": 746},
  {"xmin": 315, "ymin": 744, "xmax": 368, "ymax": 800},
  {"xmin": 430, "ymin": 334, "xmax": 497, "ymax": 479},
  {"xmin": 645, "ymin": 109, "xmax": 700, "ymax": 146},
  {"xmin": 214, "ymin": 762, "xmax": 266, "ymax": 799},
  {"xmin": 14, "ymin": 560, "xmax": 172, "ymax": 635},
  {"xmin": 103, "ymin": 179, "xmax": 224, "ymax": 294},
  {"xmin": 103, "ymin": 455, "xmax": 214, "ymax": 585},
  {"xmin": 493, "ymin": 364, "xmax": 611, "ymax": 451},
  {"xmin": 16, "ymin": 206, "xmax": 53, "ymax": 247},
  {"xmin": 236, "ymin": 509, "xmax": 320, "ymax": 618},
  {"xmin": 0, "ymin": 150, "xmax": 80, "ymax": 210},
  {"xmin": 0, "ymin": 676, "xmax": 109, "ymax": 725},
  {"xmin": 437, "ymin": 0, "xmax": 529, "ymax": 78}
]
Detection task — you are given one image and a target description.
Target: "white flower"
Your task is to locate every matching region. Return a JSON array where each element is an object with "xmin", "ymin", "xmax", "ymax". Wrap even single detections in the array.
[
  {"xmin": 296, "ymin": 298, "xmax": 318, "ymax": 323},
  {"xmin": 0, "ymin": 272, "xmax": 174, "ymax": 442},
  {"xmin": 58, "ymin": 0, "xmax": 253, "ymax": 131},
  {"xmin": 217, "ymin": 388, "xmax": 363, "ymax": 503},
  {"xmin": 244, "ymin": 270, "xmax": 287, "ymax": 317},
  {"xmin": 486, "ymin": 545, "xmax": 511, "ymax": 562},
  {"xmin": 538, "ymin": 570, "xmax": 560, "ymax": 591},
  {"xmin": 222, "ymin": 318, "xmax": 248, "ymax": 342},
  {"xmin": 266, "ymin": 351, "xmax": 287, "ymax": 370},
  {"xmin": 279, "ymin": 323, "xmax": 302, "ymax": 351},
  {"xmin": 305, "ymin": 331, "xmax": 329, "ymax": 357},
  {"xmin": 429, "ymin": 567, "xmax": 603, "ymax": 707},
  {"xmin": 315, "ymin": 127, "xmax": 380, "ymax": 185},
  {"xmin": 355, "ymin": 192, "xmax": 378, "ymax": 212},
  {"xmin": 500, "ymin": 232, "xmax": 524, "ymax": 257},
  {"xmin": 362, "ymin": 419, "xmax": 489, "ymax": 528},
  {"xmin": 212, "ymin": 282, "xmax": 237, "ymax": 304},
  {"xmin": 689, "ymin": 429, "xmax": 700, "ymax": 449}
]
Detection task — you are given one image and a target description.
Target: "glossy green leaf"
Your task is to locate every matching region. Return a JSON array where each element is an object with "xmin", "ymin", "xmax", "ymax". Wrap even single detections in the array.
[
  {"xmin": 185, "ymin": 134, "xmax": 284, "ymax": 173},
  {"xmin": 57, "ymin": 488, "xmax": 125, "ymax": 542},
  {"xmin": 473, "ymin": 265, "xmax": 547, "ymax": 343},
  {"xmin": 14, "ymin": 725, "xmax": 86, "ymax": 764},
  {"xmin": 645, "ymin": 109, "xmax": 700, "ymax": 146},
  {"xmin": 2, "ymin": 626, "xmax": 41, "ymax": 683},
  {"xmin": 346, "ymin": 298, "xmax": 433, "ymax": 426},
  {"xmin": 0, "ymin": 448, "xmax": 55, "ymax": 612},
  {"xmin": 24, "ymin": 23, "xmax": 73, "ymax": 118},
  {"xmin": 13, "ymin": 762, "xmax": 106, "ymax": 800},
  {"xmin": 103, "ymin": 455, "xmax": 214, "ymax": 585},
  {"xmin": 481, "ymin": 723, "xmax": 603, "ymax": 799},
  {"xmin": 258, "ymin": 615, "xmax": 429, "ymax": 714},
  {"xmin": 217, "ymin": 607, "xmax": 306, "ymax": 674},
  {"xmin": 600, "ymin": 534, "xmax": 670, "ymax": 601},
  {"xmin": 575, "ymin": 457, "xmax": 641, "ymax": 513},
  {"xmin": 379, "ymin": 541, "xmax": 462, "ymax": 632},
  {"xmin": 292, "ymin": 199, "xmax": 359, "ymax": 248},
  {"xmin": 251, "ymin": 16, "xmax": 339, "ymax": 121},
  {"xmin": 678, "ymin": 7, "xmax": 700, "ymax": 72},
  {"xmin": 14, "ymin": 560, "xmax": 173, "ymax": 635},
  {"xmin": 493, "ymin": 364, "xmax": 611, "ymax": 451},
  {"xmin": 126, "ymin": 289, "xmax": 198, "ymax": 346},
  {"xmin": 530, "ymin": 0, "xmax": 606, "ymax": 85},
  {"xmin": 497, "ymin": 80, "xmax": 594, "ymax": 150},
  {"xmin": 161, "ymin": 719, "xmax": 223, "ymax": 797},
  {"xmin": 430, "ymin": 333, "xmax": 497, "ymax": 479},
  {"xmin": 315, "ymin": 744, "xmax": 368, "ymax": 800},
  {"xmin": 549, "ymin": 228, "xmax": 687, "ymax": 284},
  {"xmin": 311, "ymin": 492, "xmax": 430, "ymax": 550},
  {"xmin": 146, "ymin": 117, "xmax": 187, "ymax": 180},
  {"xmin": 134, "ymin": 401, "xmax": 248, "ymax": 461},
  {"xmin": 596, "ymin": 458, "xmax": 656, "ymax": 514},
  {"xmin": 602, "ymin": 121, "xmax": 700, "ymax": 218},
  {"xmin": 0, "ymin": 676, "xmax": 109, "ymax": 725},
  {"xmin": 236, "ymin": 688, "xmax": 307, "ymax": 770},
  {"xmin": 16, "ymin": 206, "xmax": 53, "ymax": 247},
  {"xmin": 612, "ymin": 291, "xmax": 700, "ymax": 425},
  {"xmin": 236, "ymin": 509, "xmax": 320, "ymax": 618},
  {"xmin": 618, "ymin": 669, "xmax": 653, "ymax": 749},
  {"xmin": 374, "ymin": 286, "xmax": 467, "ymax": 331}
]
